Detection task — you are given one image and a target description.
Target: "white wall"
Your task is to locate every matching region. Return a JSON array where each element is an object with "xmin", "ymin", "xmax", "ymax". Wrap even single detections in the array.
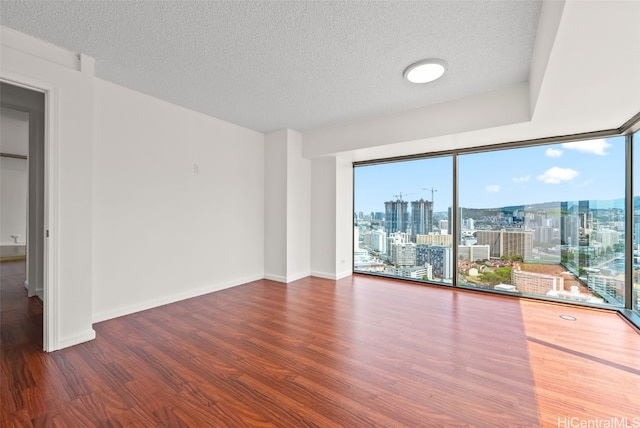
[
  {"xmin": 264, "ymin": 130, "xmax": 288, "ymax": 281},
  {"xmin": 335, "ymin": 157, "xmax": 353, "ymax": 279},
  {"xmin": 310, "ymin": 156, "xmax": 352, "ymax": 280},
  {"xmin": 528, "ymin": 0, "xmax": 566, "ymax": 115},
  {"xmin": 3, "ymin": 26, "xmax": 266, "ymax": 348},
  {"xmin": 264, "ymin": 129, "xmax": 310, "ymax": 282},
  {"xmin": 310, "ymin": 157, "xmax": 336, "ymax": 278},
  {"xmin": 303, "ymin": 83, "xmax": 531, "ymax": 160},
  {"xmin": 92, "ymin": 78, "xmax": 265, "ymax": 322},
  {"xmin": 0, "ymin": 108, "xmax": 28, "ymax": 251},
  {"xmin": 286, "ymin": 130, "xmax": 310, "ymax": 281},
  {"xmin": 1, "ymin": 27, "xmax": 95, "ymax": 350}
]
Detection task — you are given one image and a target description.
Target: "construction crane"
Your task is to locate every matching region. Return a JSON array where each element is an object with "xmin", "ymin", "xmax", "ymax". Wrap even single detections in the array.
[
  {"xmin": 422, "ymin": 187, "xmax": 438, "ymax": 233},
  {"xmin": 393, "ymin": 192, "xmax": 416, "ymax": 201},
  {"xmin": 422, "ymin": 187, "xmax": 438, "ymax": 205}
]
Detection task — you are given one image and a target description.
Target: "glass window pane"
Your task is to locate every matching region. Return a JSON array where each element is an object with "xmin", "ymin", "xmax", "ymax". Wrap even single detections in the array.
[
  {"xmin": 354, "ymin": 156, "xmax": 453, "ymax": 284},
  {"xmin": 458, "ymin": 137, "xmax": 625, "ymax": 307},
  {"xmin": 634, "ymin": 130, "xmax": 640, "ymax": 314}
]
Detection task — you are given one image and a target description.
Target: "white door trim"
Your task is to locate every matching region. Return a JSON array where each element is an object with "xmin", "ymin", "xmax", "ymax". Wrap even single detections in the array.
[{"xmin": 1, "ymin": 72, "xmax": 59, "ymax": 352}]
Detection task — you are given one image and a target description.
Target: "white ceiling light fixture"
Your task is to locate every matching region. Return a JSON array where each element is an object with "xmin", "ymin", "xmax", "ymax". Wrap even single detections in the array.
[{"xmin": 404, "ymin": 59, "xmax": 447, "ymax": 84}]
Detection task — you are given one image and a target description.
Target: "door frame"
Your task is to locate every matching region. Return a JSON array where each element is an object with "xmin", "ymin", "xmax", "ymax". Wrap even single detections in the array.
[{"xmin": 1, "ymin": 73, "xmax": 59, "ymax": 352}]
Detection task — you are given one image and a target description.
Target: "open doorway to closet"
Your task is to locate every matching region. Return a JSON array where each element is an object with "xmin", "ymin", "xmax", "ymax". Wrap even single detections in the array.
[{"xmin": 1, "ymin": 82, "xmax": 45, "ymax": 350}]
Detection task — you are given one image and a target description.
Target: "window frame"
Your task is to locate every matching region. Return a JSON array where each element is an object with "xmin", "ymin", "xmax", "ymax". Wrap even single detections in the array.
[{"xmin": 353, "ymin": 112, "xmax": 640, "ymax": 330}]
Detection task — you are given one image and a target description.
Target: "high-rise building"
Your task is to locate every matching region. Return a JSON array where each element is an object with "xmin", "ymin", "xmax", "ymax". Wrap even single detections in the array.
[
  {"xmin": 476, "ymin": 230, "xmax": 500, "ymax": 258},
  {"xmin": 411, "ymin": 199, "xmax": 433, "ymax": 240},
  {"xmin": 560, "ymin": 202, "xmax": 580, "ymax": 247},
  {"xmin": 579, "ymin": 200, "xmax": 592, "ymax": 230},
  {"xmin": 476, "ymin": 229, "xmax": 533, "ymax": 259},
  {"xmin": 390, "ymin": 242, "xmax": 416, "ymax": 266},
  {"xmin": 594, "ymin": 229, "xmax": 621, "ymax": 249},
  {"xmin": 457, "ymin": 244, "xmax": 490, "ymax": 261},
  {"xmin": 386, "ymin": 266, "xmax": 430, "ymax": 279},
  {"xmin": 362, "ymin": 231, "xmax": 372, "ymax": 247},
  {"xmin": 416, "ymin": 244, "xmax": 452, "ymax": 280},
  {"xmin": 512, "ymin": 269, "xmax": 565, "ymax": 295},
  {"xmin": 384, "ymin": 199, "xmax": 409, "ymax": 234},
  {"xmin": 534, "ymin": 226, "xmax": 555, "ymax": 245},
  {"xmin": 587, "ymin": 275, "xmax": 624, "ymax": 305},
  {"xmin": 416, "ymin": 234, "xmax": 452, "ymax": 246},
  {"xmin": 464, "ymin": 218, "xmax": 474, "ymax": 230},
  {"xmin": 535, "ymin": 211, "xmax": 547, "ymax": 227},
  {"xmin": 388, "ymin": 231, "xmax": 410, "ymax": 245},
  {"xmin": 370, "ymin": 230, "xmax": 387, "ymax": 254}
]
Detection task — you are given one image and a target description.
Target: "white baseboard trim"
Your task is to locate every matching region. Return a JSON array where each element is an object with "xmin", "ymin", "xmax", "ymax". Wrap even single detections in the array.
[
  {"xmin": 56, "ymin": 328, "xmax": 96, "ymax": 351},
  {"xmin": 264, "ymin": 273, "xmax": 287, "ymax": 283},
  {"xmin": 25, "ymin": 280, "xmax": 36, "ymax": 298},
  {"xmin": 286, "ymin": 271, "xmax": 310, "ymax": 283},
  {"xmin": 335, "ymin": 270, "xmax": 353, "ymax": 280},
  {"xmin": 265, "ymin": 271, "xmax": 311, "ymax": 283},
  {"xmin": 92, "ymin": 273, "xmax": 264, "ymax": 323},
  {"xmin": 310, "ymin": 270, "xmax": 353, "ymax": 280},
  {"xmin": 310, "ymin": 270, "xmax": 335, "ymax": 279}
]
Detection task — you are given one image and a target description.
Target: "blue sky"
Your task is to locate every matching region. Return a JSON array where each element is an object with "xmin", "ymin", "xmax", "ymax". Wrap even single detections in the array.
[{"xmin": 354, "ymin": 136, "xmax": 627, "ymax": 214}]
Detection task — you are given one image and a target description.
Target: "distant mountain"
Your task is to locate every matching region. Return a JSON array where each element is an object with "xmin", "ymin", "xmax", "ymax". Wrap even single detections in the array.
[
  {"xmin": 460, "ymin": 198, "xmax": 628, "ymax": 217},
  {"xmin": 438, "ymin": 197, "xmax": 639, "ymax": 218}
]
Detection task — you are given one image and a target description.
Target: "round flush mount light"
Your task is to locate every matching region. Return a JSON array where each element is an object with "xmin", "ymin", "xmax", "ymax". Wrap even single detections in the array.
[{"xmin": 404, "ymin": 59, "xmax": 447, "ymax": 84}]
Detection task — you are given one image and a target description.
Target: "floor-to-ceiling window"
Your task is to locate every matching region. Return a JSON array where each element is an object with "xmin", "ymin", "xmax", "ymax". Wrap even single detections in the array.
[
  {"xmin": 354, "ymin": 118, "xmax": 640, "ymax": 320},
  {"xmin": 458, "ymin": 137, "xmax": 625, "ymax": 306},
  {"xmin": 633, "ymin": 130, "xmax": 640, "ymax": 315},
  {"xmin": 353, "ymin": 156, "xmax": 453, "ymax": 284}
]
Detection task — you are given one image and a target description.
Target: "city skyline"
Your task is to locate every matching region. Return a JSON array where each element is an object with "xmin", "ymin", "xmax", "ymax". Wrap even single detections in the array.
[{"xmin": 355, "ymin": 136, "xmax": 627, "ymax": 215}]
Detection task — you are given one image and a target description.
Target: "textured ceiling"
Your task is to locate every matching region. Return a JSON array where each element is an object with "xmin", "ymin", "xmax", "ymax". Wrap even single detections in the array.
[{"xmin": 0, "ymin": 1, "xmax": 541, "ymax": 133}]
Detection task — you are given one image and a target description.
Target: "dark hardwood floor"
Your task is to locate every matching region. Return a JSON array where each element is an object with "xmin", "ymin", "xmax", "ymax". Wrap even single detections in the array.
[{"xmin": 2, "ymin": 260, "xmax": 639, "ymax": 427}]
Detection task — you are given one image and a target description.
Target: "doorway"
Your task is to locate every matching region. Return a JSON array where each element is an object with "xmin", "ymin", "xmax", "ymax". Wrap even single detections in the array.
[{"xmin": 0, "ymin": 82, "xmax": 45, "ymax": 350}]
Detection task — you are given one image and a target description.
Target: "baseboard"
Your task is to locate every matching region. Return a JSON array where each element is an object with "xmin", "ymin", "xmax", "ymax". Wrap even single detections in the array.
[
  {"xmin": 264, "ymin": 272, "xmax": 310, "ymax": 283},
  {"xmin": 56, "ymin": 328, "xmax": 96, "ymax": 351},
  {"xmin": 264, "ymin": 273, "xmax": 287, "ymax": 283},
  {"xmin": 92, "ymin": 273, "xmax": 264, "ymax": 323},
  {"xmin": 310, "ymin": 270, "xmax": 353, "ymax": 280},
  {"xmin": 335, "ymin": 270, "xmax": 353, "ymax": 280},
  {"xmin": 0, "ymin": 255, "xmax": 26, "ymax": 262},
  {"xmin": 0, "ymin": 245, "xmax": 26, "ymax": 258},
  {"xmin": 310, "ymin": 270, "xmax": 336, "ymax": 280},
  {"xmin": 286, "ymin": 271, "xmax": 311, "ymax": 283}
]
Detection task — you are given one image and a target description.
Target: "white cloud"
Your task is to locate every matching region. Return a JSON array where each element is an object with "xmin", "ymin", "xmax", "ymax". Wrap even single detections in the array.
[
  {"xmin": 512, "ymin": 175, "xmax": 530, "ymax": 183},
  {"xmin": 561, "ymin": 139, "xmax": 611, "ymax": 156},
  {"xmin": 536, "ymin": 167, "xmax": 579, "ymax": 184},
  {"xmin": 486, "ymin": 185, "xmax": 500, "ymax": 193},
  {"xmin": 546, "ymin": 148, "xmax": 563, "ymax": 158}
]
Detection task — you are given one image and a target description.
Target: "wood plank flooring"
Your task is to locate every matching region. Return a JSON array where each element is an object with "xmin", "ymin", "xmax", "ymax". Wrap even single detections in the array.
[{"xmin": 2, "ymin": 260, "xmax": 639, "ymax": 427}]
